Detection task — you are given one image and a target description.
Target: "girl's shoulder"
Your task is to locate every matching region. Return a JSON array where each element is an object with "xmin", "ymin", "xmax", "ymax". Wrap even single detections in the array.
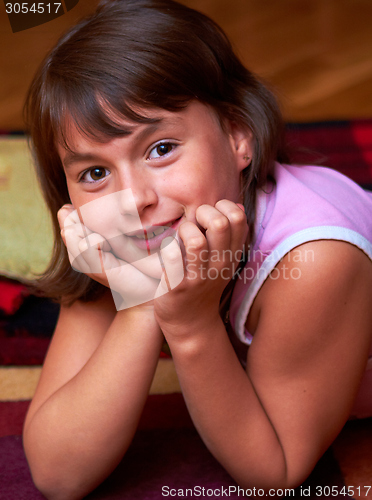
[
  {"xmin": 230, "ymin": 163, "xmax": 372, "ymax": 343},
  {"xmin": 265, "ymin": 163, "xmax": 372, "ymax": 241}
]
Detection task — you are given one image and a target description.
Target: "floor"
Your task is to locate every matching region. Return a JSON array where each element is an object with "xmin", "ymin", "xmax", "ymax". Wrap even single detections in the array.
[{"xmin": 0, "ymin": 0, "xmax": 371, "ymax": 495}]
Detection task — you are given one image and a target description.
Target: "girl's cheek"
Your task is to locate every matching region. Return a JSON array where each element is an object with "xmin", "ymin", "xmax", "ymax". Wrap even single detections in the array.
[
  {"xmin": 64, "ymin": 182, "xmax": 79, "ymax": 207},
  {"xmin": 75, "ymin": 194, "xmax": 127, "ymax": 238}
]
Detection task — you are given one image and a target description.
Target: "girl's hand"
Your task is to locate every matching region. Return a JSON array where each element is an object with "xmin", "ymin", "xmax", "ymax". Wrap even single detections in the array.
[
  {"xmin": 57, "ymin": 205, "xmax": 162, "ymax": 309},
  {"xmin": 58, "ymin": 205, "xmax": 109, "ymax": 278},
  {"xmin": 155, "ymin": 200, "xmax": 248, "ymax": 335}
]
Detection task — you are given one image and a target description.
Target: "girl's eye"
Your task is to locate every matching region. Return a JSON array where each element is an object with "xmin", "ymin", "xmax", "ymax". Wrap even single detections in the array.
[
  {"xmin": 81, "ymin": 167, "xmax": 110, "ymax": 183},
  {"xmin": 148, "ymin": 142, "xmax": 176, "ymax": 160}
]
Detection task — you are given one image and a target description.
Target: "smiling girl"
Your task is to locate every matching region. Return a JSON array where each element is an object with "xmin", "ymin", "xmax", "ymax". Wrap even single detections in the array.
[{"xmin": 23, "ymin": 1, "xmax": 372, "ymax": 499}]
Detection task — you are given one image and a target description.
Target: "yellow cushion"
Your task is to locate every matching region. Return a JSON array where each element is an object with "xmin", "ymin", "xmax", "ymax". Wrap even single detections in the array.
[{"xmin": 0, "ymin": 138, "xmax": 53, "ymax": 280}]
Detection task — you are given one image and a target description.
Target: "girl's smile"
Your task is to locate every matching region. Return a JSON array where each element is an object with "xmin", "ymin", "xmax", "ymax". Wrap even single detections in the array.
[{"xmin": 127, "ymin": 217, "xmax": 183, "ymax": 252}]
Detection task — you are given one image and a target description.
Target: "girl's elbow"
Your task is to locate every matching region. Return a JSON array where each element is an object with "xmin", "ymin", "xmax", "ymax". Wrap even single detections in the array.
[
  {"xmin": 24, "ymin": 433, "xmax": 93, "ymax": 499},
  {"xmin": 26, "ymin": 454, "xmax": 88, "ymax": 500},
  {"xmin": 31, "ymin": 471, "xmax": 88, "ymax": 500},
  {"xmin": 28, "ymin": 467, "xmax": 75, "ymax": 500},
  {"xmin": 228, "ymin": 453, "xmax": 313, "ymax": 493}
]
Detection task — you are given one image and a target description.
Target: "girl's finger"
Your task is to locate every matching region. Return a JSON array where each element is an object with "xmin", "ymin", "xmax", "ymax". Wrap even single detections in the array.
[
  {"xmin": 214, "ymin": 200, "xmax": 248, "ymax": 258},
  {"xmin": 76, "ymin": 233, "xmax": 111, "ymax": 274},
  {"xmin": 57, "ymin": 204, "xmax": 75, "ymax": 230},
  {"xmin": 159, "ymin": 236, "xmax": 184, "ymax": 292},
  {"xmin": 59, "ymin": 207, "xmax": 97, "ymax": 273},
  {"xmin": 195, "ymin": 204, "xmax": 231, "ymax": 257},
  {"xmin": 178, "ymin": 221, "xmax": 208, "ymax": 279},
  {"xmin": 78, "ymin": 233, "xmax": 111, "ymax": 254}
]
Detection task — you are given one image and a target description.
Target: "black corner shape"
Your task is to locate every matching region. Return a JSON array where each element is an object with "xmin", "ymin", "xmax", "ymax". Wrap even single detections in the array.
[{"xmin": 4, "ymin": 0, "xmax": 81, "ymax": 33}]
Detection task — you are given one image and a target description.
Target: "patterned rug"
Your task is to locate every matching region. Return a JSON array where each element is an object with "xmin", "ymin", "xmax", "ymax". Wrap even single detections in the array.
[{"xmin": 0, "ymin": 395, "xmax": 359, "ymax": 499}]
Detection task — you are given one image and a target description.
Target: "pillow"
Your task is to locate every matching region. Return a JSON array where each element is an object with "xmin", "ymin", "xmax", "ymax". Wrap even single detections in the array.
[{"xmin": 0, "ymin": 138, "xmax": 53, "ymax": 280}]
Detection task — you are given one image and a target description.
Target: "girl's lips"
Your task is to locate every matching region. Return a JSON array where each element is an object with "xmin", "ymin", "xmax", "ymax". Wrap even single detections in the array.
[{"xmin": 128, "ymin": 217, "xmax": 183, "ymax": 252}]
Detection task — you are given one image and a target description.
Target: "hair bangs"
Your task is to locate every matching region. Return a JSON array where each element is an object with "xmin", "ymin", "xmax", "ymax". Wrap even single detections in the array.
[{"xmin": 46, "ymin": 84, "xmax": 165, "ymax": 153}]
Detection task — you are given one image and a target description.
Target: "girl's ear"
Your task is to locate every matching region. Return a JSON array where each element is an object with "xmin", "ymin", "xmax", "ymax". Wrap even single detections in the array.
[{"xmin": 227, "ymin": 121, "xmax": 254, "ymax": 173}]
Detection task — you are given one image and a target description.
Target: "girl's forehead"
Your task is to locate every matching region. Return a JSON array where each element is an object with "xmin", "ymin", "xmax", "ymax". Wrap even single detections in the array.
[
  {"xmin": 58, "ymin": 107, "xmax": 161, "ymax": 151},
  {"xmin": 58, "ymin": 101, "xmax": 221, "ymax": 150}
]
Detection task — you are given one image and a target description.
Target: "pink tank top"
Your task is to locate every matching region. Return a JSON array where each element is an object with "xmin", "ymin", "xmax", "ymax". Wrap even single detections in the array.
[{"xmin": 230, "ymin": 163, "xmax": 372, "ymax": 418}]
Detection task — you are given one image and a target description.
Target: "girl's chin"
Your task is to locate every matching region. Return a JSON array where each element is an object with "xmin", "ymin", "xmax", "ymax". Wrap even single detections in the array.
[
  {"xmin": 109, "ymin": 242, "xmax": 164, "ymax": 280},
  {"xmin": 130, "ymin": 252, "xmax": 163, "ymax": 280}
]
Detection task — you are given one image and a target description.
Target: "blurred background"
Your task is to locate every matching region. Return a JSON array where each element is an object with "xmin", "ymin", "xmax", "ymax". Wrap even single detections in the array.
[{"xmin": 1, "ymin": 0, "xmax": 372, "ymax": 130}]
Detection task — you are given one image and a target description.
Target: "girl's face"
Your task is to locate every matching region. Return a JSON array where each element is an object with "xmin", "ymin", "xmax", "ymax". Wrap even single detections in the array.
[{"xmin": 58, "ymin": 101, "xmax": 251, "ymax": 258}]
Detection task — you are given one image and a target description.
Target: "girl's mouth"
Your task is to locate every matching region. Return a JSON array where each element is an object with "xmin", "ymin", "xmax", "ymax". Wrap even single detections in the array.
[
  {"xmin": 134, "ymin": 225, "xmax": 170, "ymax": 240},
  {"xmin": 128, "ymin": 217, "xmax": 182, "ymax": 252}
]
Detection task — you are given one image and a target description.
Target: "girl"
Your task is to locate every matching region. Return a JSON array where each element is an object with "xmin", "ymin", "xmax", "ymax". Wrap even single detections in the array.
[{"xmin": 23, "ymin": 0, "xmax": 372, "ymax": 499}]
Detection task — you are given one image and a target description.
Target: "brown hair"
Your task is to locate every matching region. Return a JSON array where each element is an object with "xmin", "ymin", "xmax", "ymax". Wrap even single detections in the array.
[{"xmin": 25, "ymin": 0, "xmax": 288, "ymax": 303}]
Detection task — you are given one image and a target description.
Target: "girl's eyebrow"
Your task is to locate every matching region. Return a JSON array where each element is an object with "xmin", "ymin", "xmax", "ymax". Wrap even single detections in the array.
[
  {"xmin": 132, "ymin": 116, "xmax": 183, "ymax": 143},
  {"xmin": 62, "ymin": 152, "xmax": 103, "ymax": 170},
  {"xmin": 62, "ymin": 116, "xmax": 183, "ymax": 169}
]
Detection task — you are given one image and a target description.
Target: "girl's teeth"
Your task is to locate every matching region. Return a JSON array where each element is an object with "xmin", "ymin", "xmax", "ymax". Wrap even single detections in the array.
[
  {"xmin": 135, "ymin": 226, "xmax": 169, "ymax": 240},
  {"xmin": 151, "ymin": 226, "xmax": 168, "ymax": 237}
]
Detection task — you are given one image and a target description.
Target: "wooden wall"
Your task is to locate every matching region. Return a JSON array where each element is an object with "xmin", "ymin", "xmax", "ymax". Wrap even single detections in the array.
[{"xmin": 1, "ymin": 0, "xmax": 372, "ymax": 130}]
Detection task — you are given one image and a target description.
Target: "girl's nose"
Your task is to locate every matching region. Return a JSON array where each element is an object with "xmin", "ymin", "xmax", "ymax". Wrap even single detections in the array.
[{"xmin": 117, "ymin": 173, "xmax": 158, "ymax": 216}]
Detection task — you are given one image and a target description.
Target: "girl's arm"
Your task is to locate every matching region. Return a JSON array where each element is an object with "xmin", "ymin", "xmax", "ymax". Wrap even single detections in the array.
[
  {"xmin": 156, "ymin": 204, "xmax": 372, "ymax": 489},
  {"xmin": 23, "ymin": 292, "xmax": 163, "ymax": 500}
]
